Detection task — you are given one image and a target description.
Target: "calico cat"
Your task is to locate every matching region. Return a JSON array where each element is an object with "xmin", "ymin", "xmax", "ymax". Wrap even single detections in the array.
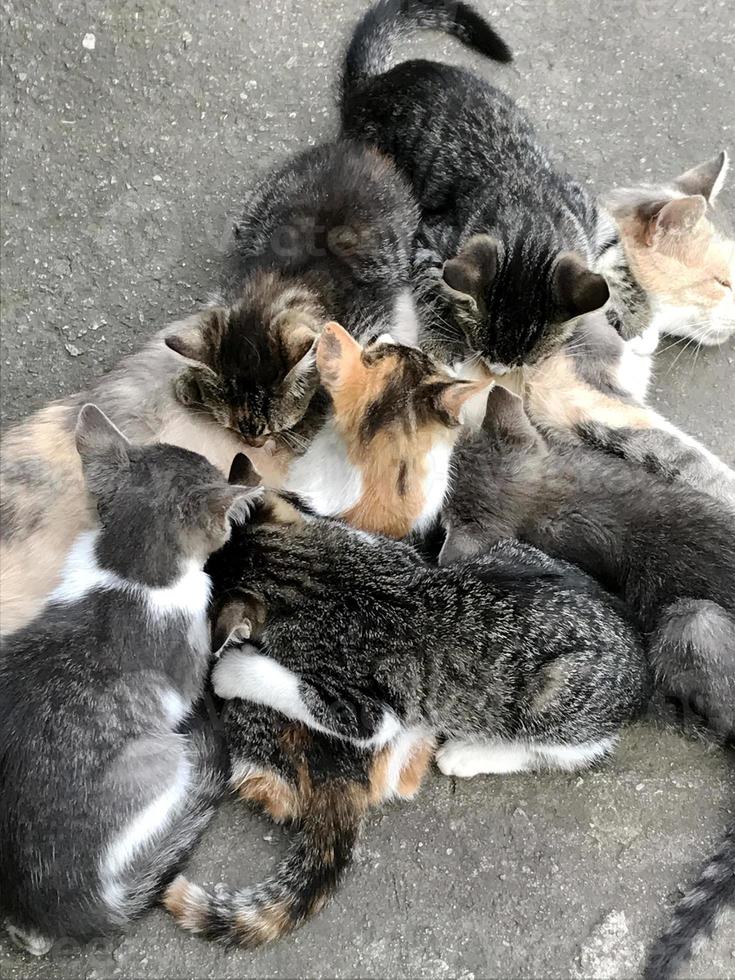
[
  {"xmin": 440, "ymin": 385, "xmax": 735, "ymax": 979},
  {"xmin": 164, "ymin": 488, "xmax": 650, "ymax": 947},
  {"xmin": 340, "ymin": 0, "xmax": 610, "ymax": 369},
  {"xmin": 0, "ymin": 405, "xmax": 259, "ymax": 952},
  {"xmin": 172, "ymin": 140, "xmax": 424, "ymax": 456}
]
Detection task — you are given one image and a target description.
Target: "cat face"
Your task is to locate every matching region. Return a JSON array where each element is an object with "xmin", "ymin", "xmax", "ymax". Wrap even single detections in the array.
[
  {"xmin": 75, "ymin": 405, "xmax": 260, "ymax": 569},
  {"xmin": 606, "ymin": 151, "xmax": 734, "ymax": 345},
  {"xmin": 308, "ymin": 322, "xmax": 492, "ymax": 537},
  {"xmin": 439, "ymin": 234, "xmax": 610, "ymax": 370},
  {"xmin": 166, "ymin": 271, "xmax": 322, "ymax": 448}
]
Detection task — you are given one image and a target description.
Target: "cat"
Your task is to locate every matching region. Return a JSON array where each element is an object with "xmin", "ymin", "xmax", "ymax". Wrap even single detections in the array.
[
  {"xmin": 340, "ymin": 0, "xmax": 611, "ymax": 370},
  {"xmin": 171, "ymin": 139, "xmax": 424, "ymax": 459},
  {"xmin": 163, "ymin": 484, "xmax": 650, "ymax": 948},
  {"xmin": 439, "ymin": 385, "xmax": 735, "ymax": 979},
  {"xmin": 160, "ymin": 324, "xmax": 494, "ymax": 945},
  {"xmin": 0, "ymin": 313, "xmax": 253, "ymax": 637},
  {"xmin": 0, "ymin": 405, "xmax": 260, "ymax": 953},
  {"xmin": 0, "ymin": 140, "xmax": 421, "ymax": 636}
]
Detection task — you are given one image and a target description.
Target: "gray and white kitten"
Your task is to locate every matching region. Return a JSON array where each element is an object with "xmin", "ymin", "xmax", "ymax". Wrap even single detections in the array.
[
  {"xmin": 440, "ymin": 386, "xmax": 735, "ymax": 980},
  {"xmin": 165, "ymin": 494, "xmax": 650, "ymax": 948},
  {"xmin": 0, "ymin": 406, "xmax": 257, "ymax": 954}
]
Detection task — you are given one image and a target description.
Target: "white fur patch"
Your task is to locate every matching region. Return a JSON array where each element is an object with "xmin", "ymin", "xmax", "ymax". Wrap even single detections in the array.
[
  {"xmin": 212, "ymin": 644, "xmax": 400, "ymax": 748},
  {"xmin": 651, "ymin": 301, "xmax": 735, "ymax": 346},
  {"xmin": 385, "ymin": 727, "xmax": 433, "ymax": 798},
  {"xmin": 283, "ymin": 422, "xmax": 363, "ymax": 516},
  {"xmin": 415, "ymin": 437, "xmax": 453, "ymax": 532},
  {"xmin": 391, "ymin": 288, "xmax": 420, "ymax": 346},
  {"xmin": 46, "ymin": 531, "xmax": 211, "ymax": 622},
  {"xmin": 99, "ymin": 753, "xmax": 191, "ymax": 911},
  {"xmin": 617, "ymin": 336, "xmax": 655, "ymax": 403},
  {"xmin": 436, "ymin": 737, "xmax": 616, "ymax": 778},
  {"xmin": 159, "ymin": 689, "xmax": 189, "ymax": 728}
]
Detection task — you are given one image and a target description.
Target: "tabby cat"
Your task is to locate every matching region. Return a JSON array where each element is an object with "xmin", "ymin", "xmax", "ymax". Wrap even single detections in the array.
[
  {"xmin": 164, "ymin": 483, "xmax": 649, "ymax": 948},
  {"xmin": 440, "ymin": 385, "xmax": 735, "ymax": 980}
]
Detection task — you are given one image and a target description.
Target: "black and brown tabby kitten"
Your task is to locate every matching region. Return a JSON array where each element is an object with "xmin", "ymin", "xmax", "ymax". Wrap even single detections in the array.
[
  {"xmin": 166, "ymin": 140, "xmax": 422, "ymax": 454},
  {"xmin": 340, "ymin": 0, "xmax": 610, "ymax": 368}
]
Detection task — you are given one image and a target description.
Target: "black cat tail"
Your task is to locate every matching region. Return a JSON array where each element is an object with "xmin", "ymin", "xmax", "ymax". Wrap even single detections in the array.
[
  {"xmin": 342, "ymin": 0, "xmax": 512, "ymax": 100},
  {"xmin": 164, "ymin": 778, "xmax": 365, "ymax": 948},
  {"xmin": 643, "ymin": 822, "xmax": 735, "ymax": 980}
]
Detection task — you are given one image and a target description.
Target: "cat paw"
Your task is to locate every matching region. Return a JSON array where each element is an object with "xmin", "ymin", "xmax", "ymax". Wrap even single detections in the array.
[
  {"xmin": 211, "ymin": 647, "xmax": 256, "ymax": 700},
  {"xmin": 5, "ymin": 923, "xmax": 53, "ymax": 957},
  {"xmin": 436, "ymin": 739, "xmax": 533, "ymax": 777}
]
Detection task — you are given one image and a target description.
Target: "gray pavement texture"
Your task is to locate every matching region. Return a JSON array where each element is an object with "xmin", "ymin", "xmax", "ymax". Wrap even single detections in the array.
[{"xmin": 1, "ymin": 0, "xmax": 735, "ymax": 977}]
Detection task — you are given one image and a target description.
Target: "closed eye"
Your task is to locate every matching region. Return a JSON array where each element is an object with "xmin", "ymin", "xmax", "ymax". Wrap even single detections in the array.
[{"xmin": 715, "ymin": 277, "xmax": 732, "ymax": 290}]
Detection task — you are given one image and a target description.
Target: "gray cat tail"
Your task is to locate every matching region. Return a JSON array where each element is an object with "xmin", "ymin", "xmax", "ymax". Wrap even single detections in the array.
[
  {"xmin": 643, "ymin": 822, "xmax": 735, "ymax": 980},
  {"xmin": 163, "ymin": 778, "xmax": 365, "ymax": 947},
  {"xmin": 342, "ymin": 0, "xmax": 512, "ymax": 99}
]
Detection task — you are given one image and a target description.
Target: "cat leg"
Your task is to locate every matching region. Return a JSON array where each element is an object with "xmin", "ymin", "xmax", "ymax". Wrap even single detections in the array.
[
  {"xmin": 436, "ymin": 738, "xmax": 536, "ymax": 777},
  {"xmin": 436, "ymin": 736, "xmax": 616, "ymax": 778},
  {"xmin": 5, "ymin": 922, "xmax": 54, "ymax": 957}
]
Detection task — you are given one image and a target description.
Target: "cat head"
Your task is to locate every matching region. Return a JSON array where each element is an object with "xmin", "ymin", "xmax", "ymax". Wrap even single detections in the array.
[
  {"xmin": 439, "ymin": 386, "xmax": 546, "ymax": 566},
  {"xmin": 165, "ymin": 270, "xmax": 323, "ymax": 447},
  {"xmin": 75, "ymin": 404, "xmax": 260, "ymax": 582},
  {"xmin": 303, "ymin": 321, "xmax": 492, "ymax": 537},
  {"xmin": 605, "ymin": 151, "xmax": 734, "ymax": 345},
  {"xmin": 440, "ymin": 233, "xmax": 610, "ymax": 369}
]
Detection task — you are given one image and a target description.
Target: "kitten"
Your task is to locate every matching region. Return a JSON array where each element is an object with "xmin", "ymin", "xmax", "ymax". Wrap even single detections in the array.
[
  {"xmin": 602, "ymin": 150, "xmax": 734, "ymax": 350},
  {"xmin": 169, "ymin": 139, "xmax": 424, "ymax": 461},
  {"xmin": 440, "ymin": 385, "xmax": 735, "ymax": 978},
  {"xmin": 0, "ymin": 315, "xmax": 251, "ymax": 637},
  {"xmin": 165, "ymin": 492, "xmax": 649, "ymax": 948},
  {"xmin": 0, "ymin": 405, "xmax": 259, "ymax": 952},
  {"xmin": 340, "ymin": 0, "xmax": 610, "ymax": 369}
]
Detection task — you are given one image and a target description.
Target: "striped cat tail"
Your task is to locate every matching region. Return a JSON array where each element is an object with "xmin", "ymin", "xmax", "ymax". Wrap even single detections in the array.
[{"xmin": 342, "ymin": 0, "xmax": 512, "ymax": 102}]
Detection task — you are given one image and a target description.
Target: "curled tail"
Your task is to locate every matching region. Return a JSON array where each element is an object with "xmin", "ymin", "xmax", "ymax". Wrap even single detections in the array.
[
  {"xmin": 643, "ymin": 823, "xmax": 735, "ymax": 980},
  {"xmin": 646, "ymin": 600, "xmax": 735, "ymax": 975},
  {"xmin": 342, "ymin": 0, "xmax": 512, "ymax": 100},
  {"xmin": 164, "ymin": 777, "xmax": 365, "ymax": 947}
]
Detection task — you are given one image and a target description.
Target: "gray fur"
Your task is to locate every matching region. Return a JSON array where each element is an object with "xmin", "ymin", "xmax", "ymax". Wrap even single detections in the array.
[{"xmin": 0, "ymin": 408, "xmax": 257, "ymax": 949}]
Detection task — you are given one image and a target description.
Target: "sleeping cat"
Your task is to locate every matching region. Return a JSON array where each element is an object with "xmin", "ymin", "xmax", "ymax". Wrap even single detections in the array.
[
  {"xmin": 164, "ymin": 487, "xmax": 650, "ymax": 948},
  {"xmin": 440, "ymin": 385, "xmax": 735, "ymax": 979},
  {"xmin": 340, "ymin": 0, "xmax": 610, "ymax": 369},
  {"xmin": 0, "ymin": 405, "xmax": 259, "ymax": 953},
  {"xmin": 171, "ymin": 139, "xmax": 424, "ymax": 459}
]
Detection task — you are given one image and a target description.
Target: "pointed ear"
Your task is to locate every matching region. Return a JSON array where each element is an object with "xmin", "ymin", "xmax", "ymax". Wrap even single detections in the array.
[
  {"xmin": 436, "ymin": 378, "xmax": 494, "ymax": 425},
  {"xmin": 75, "ymin": 404, "xmax": 130, "ymax": 464},
  {"xmin": 438, "ymin": 524, "xmax": 485, "ymax": 566},
  {"xmin": 674, "ymin": 151, "xmax": 729, "ymax": 203},
  {"xmin": 284, "ymin": 324, "xmax": 319, "ymax": 366},
  {"xmin": 442, "ymin": 235, "xmax": 499, "ymax": 302},
  {"xmin": 165, "ymin": 311, "xmax": 220, "ymax": 368},
  {"xmin": 228, "ymin": 453, "xmax": 261, "ymax": 487},
  {"xmin": 482, "ymin": 385, "xmax": 538, "ymax": 445},
  {"xmin": 646, "ymin": 195, "xmax": 707, "ymax": 244},
  {"xmin": 316, "ymin": 321, "xmax": 363, "ymax": 390},
  {"xmin": 203, "ymin": 485, "xmax": 263, "ymax": 532},
  {"xmin": 553, "ymin": 252, "xmax": 609, "ymax": 320}
]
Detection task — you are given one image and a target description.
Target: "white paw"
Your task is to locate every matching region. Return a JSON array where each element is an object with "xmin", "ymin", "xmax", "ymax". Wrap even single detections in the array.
[
  {"xmin": 211, "ymin": 648, "xmax": 255, "ymax": 701},
  {"xmin": 436, "ymin": 739, "xmax": 534, "ymax": 777}
]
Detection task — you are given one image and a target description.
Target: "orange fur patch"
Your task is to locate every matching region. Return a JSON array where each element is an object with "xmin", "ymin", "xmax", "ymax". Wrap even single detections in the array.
[
  {"xmin": 396, "ymin": 738, "xmax": 435, "ymax": 799},
  {"xmin": 232, "ymin": 769, "xmax": 301, "ymax": 824}
]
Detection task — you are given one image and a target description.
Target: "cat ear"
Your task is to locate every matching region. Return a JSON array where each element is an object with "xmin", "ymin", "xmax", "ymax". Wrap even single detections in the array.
[
  {"xmin": 553, "ymin": 252, "xmax": 610, "ymax": 320},
  {"xmin": 646, "ymin": 195, "xmax": 708, "ymax": 244},
  {"xmin": 438, "ymin": 524, "xmax": 485, "ymax": 566},
  {"xmin": 212, "ymin": 598, "xmax": 252, "ymax": 656},
  {"xmin": 165, "ymin": 311, "xmax": 220, "ymax": 368},
  {"xmin": 200, "ymin": 485, "xmax": 263, "ymax": 532},
  {"xmin": 435, "ymin": 378, "xmax": 494, "ymax": 425},
  {"xmin": 285, "ymin": 324, "xmax": 319, "ymax": 366},
  {"xmin": 228, "ymin": 453, "xmax": 262, "ymax": 487},
  {"xmin": 442, "ymin": 235, "xmax": 499, "ymax": 302},
  {"xmin": 316, "ymin": 321, "xmax": 363, "ymax": 389},
  {"xmin": 75, "ymin": 404, "xmax": 130, "ymax": 464},
  {"xmin": 482, "ymin": 385, "xmax": 538, "ymax": 445},
  {"xmin": 673, "ymin": 150, "xmax": 729, "ymax": 203}
]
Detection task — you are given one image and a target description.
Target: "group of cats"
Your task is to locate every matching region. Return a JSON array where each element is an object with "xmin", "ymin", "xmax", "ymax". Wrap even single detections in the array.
[{"xmin": 1, "ymin": 1, "xmax": 734, "ymax": 977}]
